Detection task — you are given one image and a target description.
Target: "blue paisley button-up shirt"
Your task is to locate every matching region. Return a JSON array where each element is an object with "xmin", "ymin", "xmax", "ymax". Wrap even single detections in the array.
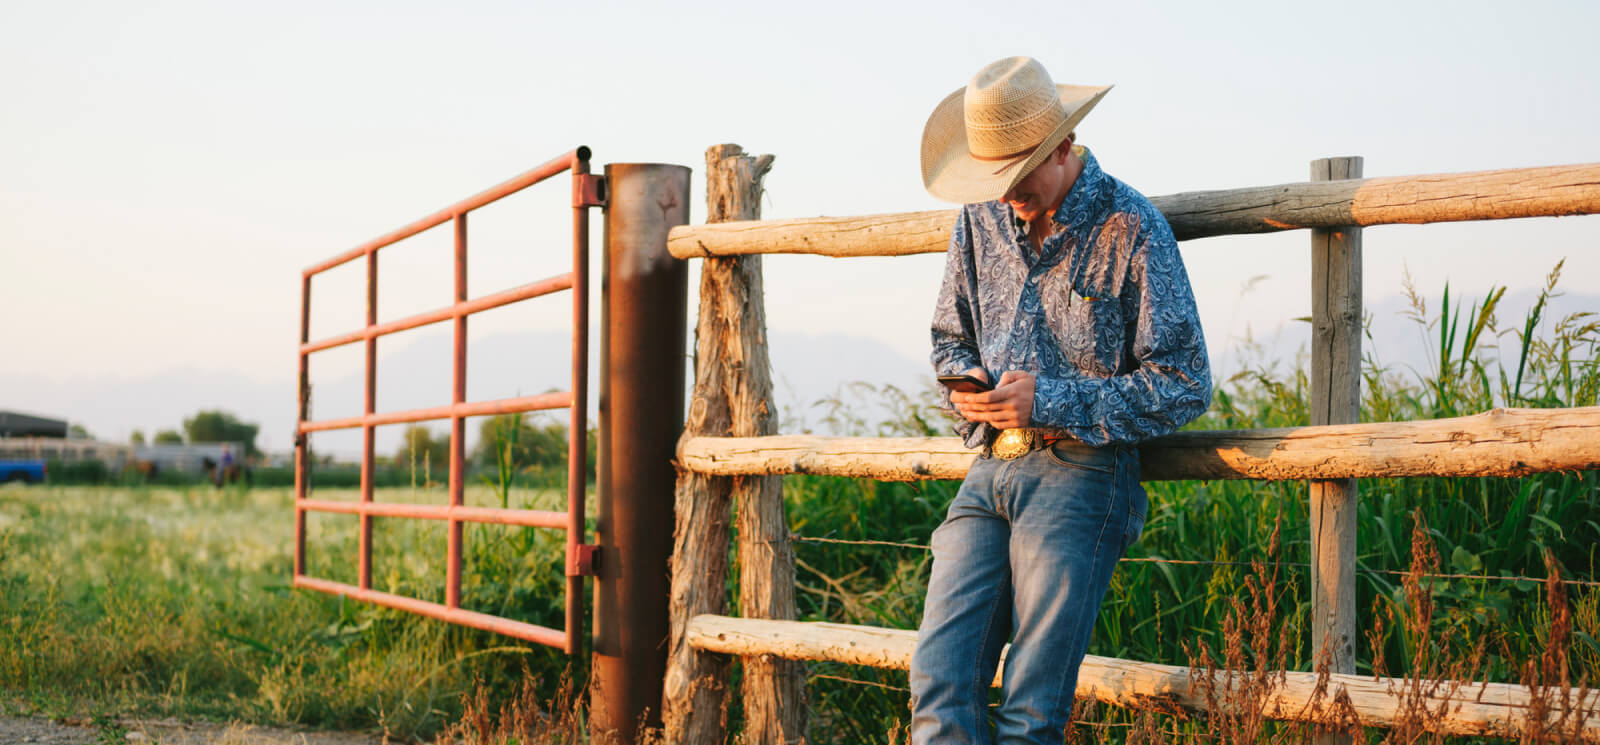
[{"xmin": 930, "ymin": 147, "xmax": 1212, "ymax": 448}]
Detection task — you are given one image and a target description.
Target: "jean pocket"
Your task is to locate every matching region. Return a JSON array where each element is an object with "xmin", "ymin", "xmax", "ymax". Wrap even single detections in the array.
[
  {"xmin": 1044, "ymin": 441, "xmax": 1113, "ymax": 473},
  {"xmin": 1122, "ymin": 511, "xmax": 1146, "ymax": 554},
  {"xmin": 1122, "ymin": 484, "xmax": 1148, "ymax": 552}
]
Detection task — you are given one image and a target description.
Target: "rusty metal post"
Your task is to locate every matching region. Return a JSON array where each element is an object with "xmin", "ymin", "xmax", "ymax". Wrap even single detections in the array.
[
  {"xmin": 360, "ymin": 249, "xmax": 378, "ymax": 590},
  {"xmin": 448, "ymin": 212, "xmax": 468, "ymax": 610},
  {"xmin": 592, "ymin": 163, "xmax": 691, "ymax": 745},
  {"xmin": 295, "ymin": 275, "xmax": 311, "ymax": 578},
  {"xmin": 566, "ymin": 148, "xmax": 594, "ymax": 656}
]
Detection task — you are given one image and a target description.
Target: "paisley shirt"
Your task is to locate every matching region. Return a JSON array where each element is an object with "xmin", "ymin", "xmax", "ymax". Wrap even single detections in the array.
[{"xmin": 930, "ymin": 147, "xmax": 1212, "ymax": 448}]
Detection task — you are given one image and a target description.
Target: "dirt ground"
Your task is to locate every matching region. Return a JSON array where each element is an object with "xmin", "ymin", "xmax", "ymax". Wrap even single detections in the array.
[{"xmin": 0, "ymin": 716, "xmax": 386, "ymax": 745}]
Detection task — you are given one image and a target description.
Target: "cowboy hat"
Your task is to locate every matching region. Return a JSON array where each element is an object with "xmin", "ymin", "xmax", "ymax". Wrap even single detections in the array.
[{"xmin": 921, "ymin": 56, "xmax": 1111, "ymax": 205}]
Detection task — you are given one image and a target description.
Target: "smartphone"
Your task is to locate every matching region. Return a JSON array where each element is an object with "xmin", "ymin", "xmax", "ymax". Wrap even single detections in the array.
[{"xmin": 937, "ymin": 374, "xmax": 994, "ymax": 393}]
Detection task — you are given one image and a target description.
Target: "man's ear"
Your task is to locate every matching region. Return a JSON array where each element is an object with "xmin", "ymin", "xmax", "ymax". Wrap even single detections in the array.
[{"xmin": 1057, "ymin": 133, "xmax": 1076, "ymax": 160}]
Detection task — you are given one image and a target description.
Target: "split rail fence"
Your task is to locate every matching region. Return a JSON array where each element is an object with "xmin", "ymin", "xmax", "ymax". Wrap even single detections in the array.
[{"xmin": 660, "ymin": 146, "xmax": 1600, "ymax": 745}]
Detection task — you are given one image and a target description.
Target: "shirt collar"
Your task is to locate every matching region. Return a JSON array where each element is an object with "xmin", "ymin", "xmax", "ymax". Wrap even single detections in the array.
[{"xmin": 1050, "ymin": 146, "xmax": 1113, "ymax": 238}]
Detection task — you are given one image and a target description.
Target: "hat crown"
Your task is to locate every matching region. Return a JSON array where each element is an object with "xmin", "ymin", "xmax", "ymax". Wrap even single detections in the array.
[{"xmin": 963, "ymin": 57, "xmax": 1066, "ymax": 159}]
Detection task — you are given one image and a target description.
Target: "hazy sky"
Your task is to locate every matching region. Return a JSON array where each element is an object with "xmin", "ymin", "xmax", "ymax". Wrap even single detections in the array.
[{"xmin": 4, "ymin": 0, "xmax": 1598, "ymax": 446}]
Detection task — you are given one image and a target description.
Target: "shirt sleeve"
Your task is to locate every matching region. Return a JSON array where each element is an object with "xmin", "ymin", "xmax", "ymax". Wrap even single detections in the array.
[
  {"xmin": 929, "ymin": 208, "xmax": 988, "ymax": 447},
  {"xmin": 1030, "ymin": 217, "xmax": 1213, "ymax": 445}
]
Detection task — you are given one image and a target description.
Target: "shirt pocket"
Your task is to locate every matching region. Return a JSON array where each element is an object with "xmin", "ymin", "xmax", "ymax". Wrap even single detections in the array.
[{"xmin": 1041, "ymin": 271, "xmax": 1124, "ymax": 378}]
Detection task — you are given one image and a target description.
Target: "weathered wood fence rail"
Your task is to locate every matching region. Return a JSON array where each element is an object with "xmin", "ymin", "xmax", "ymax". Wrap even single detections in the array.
[
  {"xmin": 685, "ymin": 615, "xmax": 1587, "ymax": 742},
  {"xmin": 659, "ymin": 146, "xmax": 1600, "ymax": 745},
  {"xmin": 666, "ymin": 162, "xmax": 1600, "ymax": 258},
  {"xmin": 680, "ymin": 406, "xmax": 1600, "ymax": 482}
]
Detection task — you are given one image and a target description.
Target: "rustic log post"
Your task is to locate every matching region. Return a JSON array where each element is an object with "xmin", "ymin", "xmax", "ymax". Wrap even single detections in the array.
[
  {"xmin": 1310, "ymin": 156, "xmax": 1363, "ymax": 745},
  {"xmin": 662, "ymin": 144, "xmax": 798, "ymax": 744},
  {"xmin": 712, "ymin": 159, "xmax": 808, "ymax": 745}
]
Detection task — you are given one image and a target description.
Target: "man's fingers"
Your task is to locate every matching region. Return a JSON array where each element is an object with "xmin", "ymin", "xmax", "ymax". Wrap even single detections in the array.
[
  {"xmin": 957, "ymin": 401, "xmax": 1022, "ymax": 428},
  {"xmin": 958, "ymin": 386, "xmax": 1019, "ymax": 405}
]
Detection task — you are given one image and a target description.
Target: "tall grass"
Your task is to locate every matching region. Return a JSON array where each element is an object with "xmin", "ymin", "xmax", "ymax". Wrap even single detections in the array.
[{"xmin": 0, "ymin": 483, "xmax": 581, "ymax": 740}]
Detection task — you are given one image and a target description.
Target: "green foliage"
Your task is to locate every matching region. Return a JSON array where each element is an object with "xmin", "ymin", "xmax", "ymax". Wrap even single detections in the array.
[
  {"xmin": 248, "ymin": 465, "xmax": 414, "ymax": 489},
  {"xmin": 128, "ymin": 430, "xmax": 145, "ymax": 446},
  {"xmin": 1379, "ymin": 260, "xmax": 1600, "ymax": 418},
  {"xmin": 394, "ymin": 425, "xmax": 450, "ymax": 481},
  {"xmin": 44, "ymin": 459, "xmax": 109, "ymax": 485},
  {"xmin": 67, "ymin": 423, "xmax": 92, "ymax": 440},
  {"xmin": 473, "ymin": 415, "xmax": 599, "ymax": 498},
  {"xmin": 181, "ymin": 410, "xmax": 259, "ymax": 456},
  {"xmin": 152, "ymin": 429, "xmax": 184, "ymax": 445},
  {"xmin": 473, "ymin": 414, "xmax": 567, "ymax": 470}
]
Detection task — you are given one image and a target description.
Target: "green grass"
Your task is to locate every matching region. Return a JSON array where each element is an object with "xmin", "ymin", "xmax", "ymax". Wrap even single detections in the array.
[{"xmin": 0, "ymin": 483, "xmax": 583, "ymax": 740}]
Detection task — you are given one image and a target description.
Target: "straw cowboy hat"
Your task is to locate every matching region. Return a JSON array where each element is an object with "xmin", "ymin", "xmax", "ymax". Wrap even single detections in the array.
[{"xmin": 921, "ymin": 57, "xmax": 1111, "ymax": 205}]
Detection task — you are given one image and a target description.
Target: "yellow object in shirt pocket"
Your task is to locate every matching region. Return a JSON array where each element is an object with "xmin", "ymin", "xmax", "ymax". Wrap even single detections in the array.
[{"xmin": 1042, "ymin": 282, "xmax": 1124, "ymax": 378}]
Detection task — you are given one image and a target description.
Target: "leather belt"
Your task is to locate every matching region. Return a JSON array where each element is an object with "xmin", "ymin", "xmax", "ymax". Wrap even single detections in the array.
[{"xmin": 991, "ymin": 427, "xmax": 1073, "ymax": 460}]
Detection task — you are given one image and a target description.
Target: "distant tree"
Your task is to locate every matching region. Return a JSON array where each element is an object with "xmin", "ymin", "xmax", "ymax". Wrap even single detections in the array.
[
  {"xmin": 182, "ymin": 410, "xmax": 260, "ymax": 456},
  {"xmin": 394, "ymin": 425, "xmax": 450, "ymax": 477},
  {"xmin": 473, "ymin": 413, "xmax": 570, "ymax": 473},
  {"xmin": 68, "ymin": 423, "xmax": 92, "ymax": 440},
  {"xmin": 129, "ymin": 430, "xmax": 146, "ymax": 446},
  {"xmin": 153, "ymin": 429, "xmax": 184, "ymax": 445}
]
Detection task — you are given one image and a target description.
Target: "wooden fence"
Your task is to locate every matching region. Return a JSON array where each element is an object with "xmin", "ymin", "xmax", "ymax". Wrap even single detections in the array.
[{"xmin": 660, "ymin": 145, "xmax": 1600, "ymax": 745}]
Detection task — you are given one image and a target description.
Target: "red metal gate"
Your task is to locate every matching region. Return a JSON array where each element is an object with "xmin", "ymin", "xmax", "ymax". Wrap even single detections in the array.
[{"xmin": 293, "ymin": 147, "xmax": 603, "ymax": 654}]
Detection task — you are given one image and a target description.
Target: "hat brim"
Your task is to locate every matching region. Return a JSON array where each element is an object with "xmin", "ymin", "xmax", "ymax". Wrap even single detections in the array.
[{"xmin": 921, "ymin": 83, "xmax": 1112, "ymax": 205}]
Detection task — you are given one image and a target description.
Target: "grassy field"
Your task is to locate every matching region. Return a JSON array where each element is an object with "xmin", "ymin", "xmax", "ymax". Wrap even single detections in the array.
[
  {"xmin": 0, "ymin": 482, "xmax": 582, "ymax": 741},
  {"xmin": 3, "ymin": 274, "xmax": 1598, "ymax": 744}
]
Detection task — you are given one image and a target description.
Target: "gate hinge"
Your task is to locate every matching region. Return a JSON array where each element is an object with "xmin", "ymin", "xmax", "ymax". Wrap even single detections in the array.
[
  {"xmin": 566, "ymin": 543, "xmax": 600, "ymax": 576},
  {"xmin": 572, "ymin": 174, "xmax": 607, "ymax": 208}
]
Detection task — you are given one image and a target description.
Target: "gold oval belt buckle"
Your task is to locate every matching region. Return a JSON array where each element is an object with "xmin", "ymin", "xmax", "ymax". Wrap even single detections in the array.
[{"xmin": 992, "ymin": 428, "xmax": 1037, "ymax": 460}]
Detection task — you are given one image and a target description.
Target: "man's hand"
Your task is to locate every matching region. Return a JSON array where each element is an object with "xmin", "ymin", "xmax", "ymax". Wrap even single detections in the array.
[{"xmin": 951, "ymin": 370, "xmax": 1035, "ymax": 429}]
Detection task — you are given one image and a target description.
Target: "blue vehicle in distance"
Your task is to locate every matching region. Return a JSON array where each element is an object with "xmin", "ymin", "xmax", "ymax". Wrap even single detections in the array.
[{"xmin": 0, "ymin": 459, "xmax": 46, "ymax": 484}]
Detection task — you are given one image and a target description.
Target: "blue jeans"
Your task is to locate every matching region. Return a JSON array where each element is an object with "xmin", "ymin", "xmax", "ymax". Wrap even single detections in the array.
[{"xmin": 909, "ymin": 441, "xmax": 1146, "ymax": 745}]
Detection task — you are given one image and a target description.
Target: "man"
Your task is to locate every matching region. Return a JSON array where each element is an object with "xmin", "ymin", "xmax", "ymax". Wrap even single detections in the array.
[
  {"xmin": 911, "ymin": 56, "xmax": 1212, "ymax": 744},
  {"xmin": 217, "ymin": 445, "xmax": 234, "ymax": 488}
]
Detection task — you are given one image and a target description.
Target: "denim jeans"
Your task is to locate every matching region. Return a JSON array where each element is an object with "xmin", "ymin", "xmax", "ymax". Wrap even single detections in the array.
[{"xmin": 909, "ymin": 440, "xmax": 1146, "ymax": 745}]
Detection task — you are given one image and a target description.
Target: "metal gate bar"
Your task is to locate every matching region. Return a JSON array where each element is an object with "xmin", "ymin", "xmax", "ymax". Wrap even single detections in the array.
[{"xmin": 293, "ymin": 147, "xmax": 600, "ymax": 654}]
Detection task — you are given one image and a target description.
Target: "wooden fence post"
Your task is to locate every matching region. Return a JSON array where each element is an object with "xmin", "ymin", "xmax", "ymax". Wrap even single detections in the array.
[
  {"xmin": 715, "ymin": 149, "xmax": 808, "ymax": 743},
  {"xmin": 1310, "ymin": 155, "xmax": 1363, "ymax": 745},
  {"xmin": 664, "ymin": 144, "xmax": 807, "ymax": 745}
]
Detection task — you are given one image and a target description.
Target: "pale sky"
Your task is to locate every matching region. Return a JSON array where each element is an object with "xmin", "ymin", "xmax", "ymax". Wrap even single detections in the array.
[{"xmin": 4, "ymin": 0, "xmax": 1598, "ymax": 450}]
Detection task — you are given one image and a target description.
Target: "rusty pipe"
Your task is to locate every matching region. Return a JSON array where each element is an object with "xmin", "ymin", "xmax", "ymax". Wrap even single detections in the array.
[
  {"xmin": 591, "ymin": 162, "xmax": 691, "ymax": 742},
  {"xmin": 303, "ymin": 150, "xmax": 580, "ymax": 277}
]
